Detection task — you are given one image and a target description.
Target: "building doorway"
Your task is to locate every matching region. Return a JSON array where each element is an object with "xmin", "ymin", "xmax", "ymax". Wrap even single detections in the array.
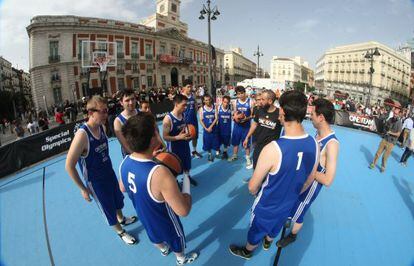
[{"xmin": 171, "ymin": 67, "xmax": 178, "ymax": 87}]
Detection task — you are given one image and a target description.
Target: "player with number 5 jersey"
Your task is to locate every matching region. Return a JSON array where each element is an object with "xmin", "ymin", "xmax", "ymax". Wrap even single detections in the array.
[{"xmin": 229, "ymin": 90, "xmax": 319, "ymax": 260}]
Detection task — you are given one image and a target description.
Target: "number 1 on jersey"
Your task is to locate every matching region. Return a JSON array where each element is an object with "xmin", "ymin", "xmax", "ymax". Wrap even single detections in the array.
[{"xmin": 296, "ymin": 152, "xmax": 303, "ymax": 170}]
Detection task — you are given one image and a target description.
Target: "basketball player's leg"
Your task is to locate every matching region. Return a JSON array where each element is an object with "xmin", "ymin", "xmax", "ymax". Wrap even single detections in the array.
[
  {"xmin": 202, "ymin": 132, "xmax": 214, "ymax": 162},
  {"xmin": 240, "ymin": 127, "xmax": 252, "ymax": 169},
  {"xmin": 229, "ymin": 126, "xmax": 241, "ymax": 161},
  {"xmin": 190, "ymin": 122, "xmax": 202, "ymax": 158},
  {"xmin": 87, "ymin": 180, "xmax": 137, "ymax": 245}
]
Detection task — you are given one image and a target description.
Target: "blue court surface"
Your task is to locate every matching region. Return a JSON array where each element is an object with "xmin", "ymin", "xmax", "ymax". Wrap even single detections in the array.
[{"xmin": 1, "ymin": 121, "xmax": 413, "ymax": 266}]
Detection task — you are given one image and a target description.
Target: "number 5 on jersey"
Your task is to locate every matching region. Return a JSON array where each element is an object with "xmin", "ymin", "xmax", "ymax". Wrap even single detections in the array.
[{"xmin": 128, "ymin": 172, "xmax": 137, "ymax": 193}]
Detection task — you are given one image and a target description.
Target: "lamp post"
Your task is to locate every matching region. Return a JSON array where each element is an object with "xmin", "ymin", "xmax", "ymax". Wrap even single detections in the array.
[
  {"xmin": 199, "ymin": 0, "xmax": 220, "ymax": 99},
  {"xmin": 364, "ymin": 47, "xmax": 381, "ymax": 107},
  {"xmin": 254, "ymin": 45, "xmax": 264, "ymax": 78}
]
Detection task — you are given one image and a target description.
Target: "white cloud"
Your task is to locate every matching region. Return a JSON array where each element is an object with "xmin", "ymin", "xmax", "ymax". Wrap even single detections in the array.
[{"xmin": 0, "ymin": 0, "xmax": 150, "ymax": 71}]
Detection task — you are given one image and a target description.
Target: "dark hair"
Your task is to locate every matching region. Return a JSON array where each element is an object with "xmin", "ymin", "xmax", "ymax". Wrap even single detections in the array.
[
  {"xmin": 279, "ymin": 90, "xmax": 307, "ymax": 122},
  {"xmin": 235, "ymin": 86, "xmax": 245, "ymax": 93},
  {"xmin": 313, "ymin": 98, "xmax": 335, "ymax": 124},
  {"xmin": 173, "ymin": 94, "xmax": 188, "ymax": 104},
  {"xmin": 262, "ymin": 89, "xmax": 276, "ymax": 103},
  {"xmin": 122, "ymin": 113, "xmax": 156, "ymax": 152},
  {"xmin": 222, "ymin": 95, "xmax": 231, "ymax": 102},
  {"xmin": 183, "ymin": 79, "xmax": 193, "ymax": 87},
  {"xmin": 140, "ymin": 100, "xmax": 149, "ymax": 105},
  {"xmin": 119, "ymin": 89, "xmax": 136, "ymax": 101},
  {"xmin": 203, "ymin": 94, "xmax": 212, "ymax": 100}
]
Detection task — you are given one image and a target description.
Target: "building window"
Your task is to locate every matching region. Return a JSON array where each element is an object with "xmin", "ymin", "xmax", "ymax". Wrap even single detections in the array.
[
  {"xmin": 160, "ymin": 4, "xmax": 165, "ymax": 13},
  {"xmin": 147, "ymin": 76, "xmax": 153, "ymax": 87},
  {"xmin": 81, "ymin": 83, "xmax": 88, "ymax": 97},
  {"xmin": 117, "ymin": 41, "xmax": 124, "ymax": 57},
  {"xmin": 145, "ymin": 43, "xmax": 152, "ymax": 59},
  {"xmin": 118, "ymin": 78, "xmax": 125, "ymax": 90},
  {"xmin": 53, "ymin": 87, "xmax": 62, "ymax": 104},
  {"xmin": 171, "ymin": 46, "xmax": 177, "ymax": 56},
  {"xmin": 171, "ymin": 3, "xmax": 177, "ymax": 12},
  {"xmin": 131, "ymin": 42, "xmax": 139, "ymax": 58},
  {"xmin": 160, "ymin": 44, "xmax": 166, "ymax": 54},
  {"xmin": 133, "ymin": 78, "xmax": 140, "ymax": 89},
  {"xmin": 189, "ymin": 51, "xmax": 193, "ymax": 60},
  {"xmin": 50, "ymin": 41, "xmax": 59, "ymax": 57},
  {"xmin": 161, "ymin": 75, "xmax": 166, "ymax": 86}
]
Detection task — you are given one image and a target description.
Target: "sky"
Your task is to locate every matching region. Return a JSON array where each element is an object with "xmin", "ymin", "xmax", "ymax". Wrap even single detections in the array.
[{"xmin": 0, "ymin": 0, "xmax": 413, "ymax": 72}]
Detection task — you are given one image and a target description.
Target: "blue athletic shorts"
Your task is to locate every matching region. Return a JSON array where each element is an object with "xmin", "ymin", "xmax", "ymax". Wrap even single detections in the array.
[
  {"xmin": 247, "ymin": 212, "xmax": 288, "ymax": 245},
  {"xmin": 231, "ymin": 124, "xmax": 250, "ymax": 148},
  {"xmin": 87, "ymin": 176, "xmax": 124, "ymax": 226},
  {"xmin": 219, "ymin": 134, "xmax": 231, "ymax": 147},
  {"xmin": 203, "ymin": 131, "xmax": 220, "ymax": 151},
  {"xmin": 290, "ymin": 181, "xmax": 323, "ymax": 224}
]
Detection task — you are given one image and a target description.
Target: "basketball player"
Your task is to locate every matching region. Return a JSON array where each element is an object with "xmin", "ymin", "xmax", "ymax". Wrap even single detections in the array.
[
  {"xmin": 217, "ymin": 95, "xmax": 232, "ymax": 159},
  {"xmin": 181, "ymin": 79, "xmax": 203, "ymax": 158},
  {"xmin": 163, "ymin": 94, "xmax": 198, "ymax": 186},
  {"xmin": 65, "ymin": 96, "xmax": 137, "ymax": 245},
  {"xmin": 199, "ymin": 94, "xmax": 219, "ymax": 162},
  {"xmin": 120, "ymin": 113, "xmax": 198, "ymax": 265},
  {"xmin": 229, "ymin": 90, "xmax": 319, "ymax": 259},
  {"xmin": 277, "ymin": 98, "xmax": 339, "ymax": 248},
  {"xmin": 242, "ymin": 90, "xmax": 282, "ymax": 182},
  {"xmin": 228, "ymin": 86, "xmax": 255, "ymax": 169},
  {"xmin": 114, "ymin": 89, "xmax": 138, "ymax": 158},
  {"xmin": 139, "ymin": 100, "xmax": 151, "ymax": 113}
]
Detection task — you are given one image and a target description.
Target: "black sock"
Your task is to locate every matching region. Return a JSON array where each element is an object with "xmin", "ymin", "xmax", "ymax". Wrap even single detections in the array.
[
  {"xmin": 243, "ymin": 247, "xmax": 252, "ymax": 254},
  {"xmin": 289, "ymin": 233, "xmax": 297, "ymax": 239}
]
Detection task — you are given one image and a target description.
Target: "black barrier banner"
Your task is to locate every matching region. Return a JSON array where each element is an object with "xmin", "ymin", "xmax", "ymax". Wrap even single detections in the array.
[
  {"xmin": 150, "ymin": 100, "xmax": 174, "ymax": 120},
  {"xmin": 0, "ymin": 142, "xmax": 19, "ymax": 178},
  {"xmin": 0, "ymin": 120, "xmax": 85, "ymax": 178},
  {"xmin": 334, "ymin": 110, "xmax": 379, "ymax": 133}
]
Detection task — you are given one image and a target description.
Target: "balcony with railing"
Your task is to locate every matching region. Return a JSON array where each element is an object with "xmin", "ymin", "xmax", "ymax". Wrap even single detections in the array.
[
  {"xmin": 51, "ymin": 75, "xmax": 61, "ymax": 83},
  {"xmin": 145, "ymin": 54, "xmax": 153, "ymax": 60},
  {"xmin": 117, "ymin": 69, "xmax": 125, "ymax": 74},
  {"xmin": 117, "ymin": 53, "xmax": 125, "ymax": 59},
  {"xmin": 131, "ymin": 53, "xmax": 139, "ymax": 59},
  {"xmin": 157, "ymin": 54, "xmax": 193, "ymax": 65},
  {"xmin": 49, "ymin": 55, "xmax": 60, "ymax": 63}
]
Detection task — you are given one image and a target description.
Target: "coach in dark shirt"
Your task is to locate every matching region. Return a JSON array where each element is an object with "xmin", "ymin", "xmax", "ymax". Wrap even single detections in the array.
[{"xmin": 243, "ymin": 89, "xmax": 282, "ymax": 169}]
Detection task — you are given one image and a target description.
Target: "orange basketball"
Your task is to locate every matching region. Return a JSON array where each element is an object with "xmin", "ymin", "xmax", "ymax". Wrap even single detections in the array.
[
  {"xmin": 234, "ymin": 111, "xmax": 246, "ymax": 123},
  {"xmin": 185, "ymin": 124, "xmax": 197, "ymax": 139},
  {"xmin": 154, "ymin": 152, "xmax": 183, "ymax": 176}
]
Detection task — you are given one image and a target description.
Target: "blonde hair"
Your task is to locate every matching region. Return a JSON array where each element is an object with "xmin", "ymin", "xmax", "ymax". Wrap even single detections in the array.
[{"xmin": 86, "ymin": 95, "xmax": 107, "ymax": 111}]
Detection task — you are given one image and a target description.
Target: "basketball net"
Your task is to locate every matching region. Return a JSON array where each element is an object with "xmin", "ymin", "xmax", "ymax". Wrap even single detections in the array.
[{"xmin": 93, "ymin": 55, "xmax": 112, "ymax": 72}]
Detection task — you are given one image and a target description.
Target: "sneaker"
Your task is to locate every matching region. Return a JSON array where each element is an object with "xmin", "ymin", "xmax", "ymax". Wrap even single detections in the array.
[
  {"xmin": 276, "ymin": 233, "xmax": 296, "ymax": 248},
  {"xmin": 369, "ymin": 163, "xmax": 375, "ymax": 169},
  {"xmin": 160, "ymin": 245, "xmax": 171, "ymax": 256},
  {"xmin": 380, "ymin": 167, "xmax": 385, "ymax": 173},
  {"xmin": 262, "ymin": 237, "xmax": 273, "ymax": 251},
  {"xmin": 208, "ymin": 153, "xmax": 214, "ymax": 162},
  {"xmin": 192, "ymin": 151, "xmax": 203, "ymax": 159},
  {"xmin": 228, "ymin": 245, "xmax": 252, "ymax": 260},
  {"xmin": 189, "ymin": 176, "xmax": 198, "ymax": 187},
  {"xmin": 221, "ymin": 151, "xmax": 228, "ymax": 160},
  {"xmin": 119, "ymin": 216, "xmax": 138, "ymax": 227},
  {"xmin": 118, "ymin": 230, "xmax": 137, "ymax": 245},
  {"xmin": 176, "ymin": 252, "xmax": 199, "ymax": 265},
  {"xmin": 401, "ymin": 162, "xmax": 407, "ymax": 167},
  {"xmin": 227, "ymin": 154, "xmax": 238, "ymax": 162},
  {"xmin": 242, "ymin": 177, "xmax": 251, "ymax": 183},
  {"xmin": 215, "ymin": 152, "xmax": 221, "ymax": 159},
  {"xmin": 246, "ymin": 158, "xmax": 253, "ymax": 169}
]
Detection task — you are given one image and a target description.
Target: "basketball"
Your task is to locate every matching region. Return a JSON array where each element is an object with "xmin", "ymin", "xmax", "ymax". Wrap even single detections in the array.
[
  {"xmin": 185, "ymin": 124, "xmax": 197, "ymax": 139},
  {"xmin": 234, "ymin": 111, "xmax": 246, "ymax": 123},
  {"xmin": 153, "ymin": 152, "xmax": 183, "ymax": 176}
]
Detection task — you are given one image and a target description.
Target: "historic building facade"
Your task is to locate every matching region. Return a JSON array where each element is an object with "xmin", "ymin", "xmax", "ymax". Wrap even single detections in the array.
[
  {"xmin": 26, "ymin": 0, "xmax": 224, "ymax": 111},
  {"xmin": 224, "ymin": 48, "xmax": 256, "ymax": 86},
  {"xmin": 315, "ymin": 41, "xmax": 411, "ymax": 105}
]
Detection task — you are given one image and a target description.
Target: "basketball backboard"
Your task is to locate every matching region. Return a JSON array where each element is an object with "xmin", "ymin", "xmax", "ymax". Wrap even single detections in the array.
[{"xmin": 81, "ymin": 40, "xmax": 117, "ymax": 71}]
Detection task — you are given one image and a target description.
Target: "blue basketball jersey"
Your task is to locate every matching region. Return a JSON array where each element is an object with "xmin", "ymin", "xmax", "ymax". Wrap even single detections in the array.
[
  {"xmin": 119, "ymin": 156, "xmax": 185, "ymax": 243},
  {"xmin": 218, "ymin": 104, "xmax": 232, "ymax": 135},
  {"xmin": 235, "ymin": 98, "xmax": 252, "ymax": 127},
  {"xmin": 77, "ymin": 124, "xmax": 116, "ymax": 183},
  {"xmin": 183, "ymin": 93, "xmax": 197, "ymax": 124},
  {"xmin": 202, "ymin": 105, "xmax": 217, "ymax": 133},
  {"xmin": 166, "ymin": 112, "xmax": 188, "ymax": 152},
  {"xmin": 116, "ymin": 113, "xmax": 127, "ymax": 126},
  {"xmin": 252, "ymin": 134, "xmax": 318, "ymax": 218}
]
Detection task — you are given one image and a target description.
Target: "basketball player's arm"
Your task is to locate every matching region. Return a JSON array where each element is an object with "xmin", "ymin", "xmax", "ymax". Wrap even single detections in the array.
[
  {"xmin": 314, "ymin": 141, "xmax": 339, "ymax": 187},
  {"xmin": 162, "ymin": 116, "xmax": 188, "ymax": 142},
  {"xmin": 65, "ymin": 130, "xmax": 92, "ymax": 201},
  {"xmin": 300, "ymin": 145, "xmax": 320, "ymax": 194},
  {"xmin": 114, "ymin": 118, "xmax": 133, "ymax": 154},
  {"xmin": 198, "ymin": 107, "xmax": 208, "ymax": 131},
  {"xmin": 155, "ymin": 166, "xmax": 192, "ymax": 217},
  {"xmin": 243, "ymin": 121, "xmax": 257, "ymax": 148},
  {"xmin": 248, "ymin": 143, "xmax": 276, "ymax": 195}
]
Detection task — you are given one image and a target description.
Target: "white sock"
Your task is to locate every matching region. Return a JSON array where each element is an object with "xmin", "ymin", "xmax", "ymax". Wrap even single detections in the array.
[
  {"xmin": 245, "ymin": 155, "xmax": 250, "ymax": 160},
  {"xmin": 177, "ymin": 255, "xmax": 186, "ymax": 263}
]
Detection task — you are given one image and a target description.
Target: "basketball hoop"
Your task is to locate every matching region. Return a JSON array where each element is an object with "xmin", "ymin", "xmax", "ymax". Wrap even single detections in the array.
[{"xmin": 93, "ymin": 54, "xmax": 112, "ymax": 72}]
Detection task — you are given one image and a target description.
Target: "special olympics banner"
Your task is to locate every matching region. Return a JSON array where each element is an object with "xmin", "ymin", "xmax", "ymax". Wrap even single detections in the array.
[
  {"xmin": 150, "ymin": 100, "xmax": 174, "ymax": 121},
  {"xmin": 0, "ymin": 120, "xmax": 84, "ymax": 178},
  {"xmin": 334, "ymin": 110, "xmax": 379, "ymax": 133}
]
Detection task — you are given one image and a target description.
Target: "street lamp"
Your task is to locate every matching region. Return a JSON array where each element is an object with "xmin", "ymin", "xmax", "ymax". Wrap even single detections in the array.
[
  {"xmin": 254, "ymin": 45, "xmax": 264, "ymax": 78},
  {"xmin": 364, "ymin": 47, "xmax": 381, "ymax": 107},
  {"xmin": 199, "ymin": 0, "xmax": 220, "ymax": 99}
]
